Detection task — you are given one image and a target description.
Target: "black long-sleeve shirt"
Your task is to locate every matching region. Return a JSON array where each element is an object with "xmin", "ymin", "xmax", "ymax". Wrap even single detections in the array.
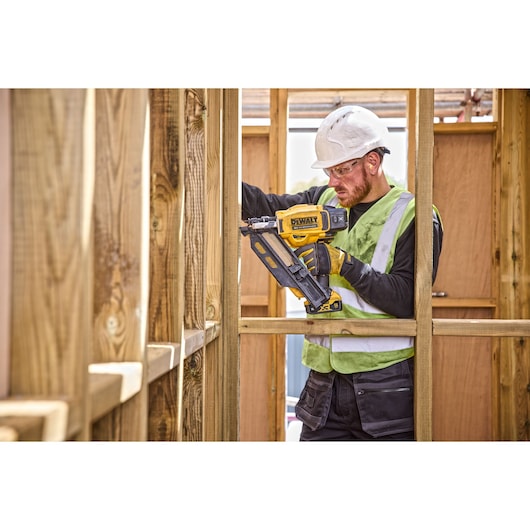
[{"xmin": 242, "ymin": 182, "xmax": 443, "ymax": 318}]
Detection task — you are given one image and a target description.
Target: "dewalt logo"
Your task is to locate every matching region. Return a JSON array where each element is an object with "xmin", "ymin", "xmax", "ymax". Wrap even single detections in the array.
[{"xmin": 291, "ymin": 216, "xmax": 318, "ymax": 230}]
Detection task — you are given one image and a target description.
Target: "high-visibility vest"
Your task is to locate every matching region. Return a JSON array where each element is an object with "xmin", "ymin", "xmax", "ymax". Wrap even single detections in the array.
[{"xmin": 302, "ymin": 186, "xmax": 416, "ymax": 374}]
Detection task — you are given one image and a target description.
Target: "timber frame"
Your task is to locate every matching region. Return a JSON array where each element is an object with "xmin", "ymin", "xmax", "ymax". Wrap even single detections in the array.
[{"xmin": 0, "ymin": 88, "xmax": 529, "ymax": 441}]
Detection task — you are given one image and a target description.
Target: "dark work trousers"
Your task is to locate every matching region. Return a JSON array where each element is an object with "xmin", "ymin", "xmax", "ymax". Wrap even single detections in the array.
[{"xmin": 296, "ymin": 358, "xmax": 415, "ymax": 441}]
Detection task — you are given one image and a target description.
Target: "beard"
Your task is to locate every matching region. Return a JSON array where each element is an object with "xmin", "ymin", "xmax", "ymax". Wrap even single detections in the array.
[{"xmin": 335, "ymin": 166, "xmax": 371, "ymax": 208}]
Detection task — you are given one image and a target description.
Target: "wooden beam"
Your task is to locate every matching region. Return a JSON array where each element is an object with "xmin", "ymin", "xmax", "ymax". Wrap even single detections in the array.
[
  {"xmin": 147, "ymin": 89, "xmax": 186, "ymax": 441},
  {"xmin": 269, "ymin": 89, "xmax": 288, "ymax": 441},
  {"xmin": 433, "ymin": 319, "xmax": 530, "ymax": 336},
  {"xmin": 0, "ymin": 89, "xmax": 11, "ymax": 400},
  {"xmin": 183, "ymin": 88, "xmax": 206, "ymax": 331},
  {"xmin": 91, "ymin": 89, "xmax": 149, "ymax": 441},
  {"xmin": 240, "ymin": 317, "xmax": 416, "ymax": 336},
  {"xmin": 180, "ymin": 88, "xmax": 207, "ymax": 441},
  {"xmin": 414, "ymin": 89, "xmax": 435, "ymax": 441},
  {"xmin": 0, "ymin": 416, "xmax": 44, "ymax": 441},
  {"xmin": 406, "ymin": 89, "xmax": 417, "ymax": 193},
  {"xmin": 220, "ymin": 88, "xmax": 241, "ymax": 440},
  {"xmin": 497, "ymin": 89, "xmax": 530, "ymax": 440},
  {"xmin": 240, "ymin": 316, "xmax": 530, "ymax": 338},
  {"xmin": 148, "ymin": 89, "xmax": 185, "ymax": 344},
  {"xmin": 10, "ymin": 89, "xmax": 92, "ymax": 440},
  {"xmin": 204, "ymin": 88, "xmax": 222, "ymax": 441}
]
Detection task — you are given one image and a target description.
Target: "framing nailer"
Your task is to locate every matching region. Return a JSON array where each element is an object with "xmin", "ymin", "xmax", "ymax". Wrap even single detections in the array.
[{"xmin": 240, "ymin": 204, "xmax": 348, "ymax": 314}]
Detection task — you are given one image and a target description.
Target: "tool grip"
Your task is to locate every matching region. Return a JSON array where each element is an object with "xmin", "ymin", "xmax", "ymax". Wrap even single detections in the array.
[{"xmin": 317, "ymin": 274, "xmax": 329, "ymax": 290}]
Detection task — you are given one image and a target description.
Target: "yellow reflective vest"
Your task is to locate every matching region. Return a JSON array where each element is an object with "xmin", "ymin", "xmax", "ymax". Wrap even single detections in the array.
[{"xmin": 302, "ymin": 186, "xmax": 417, "ymax": 374}]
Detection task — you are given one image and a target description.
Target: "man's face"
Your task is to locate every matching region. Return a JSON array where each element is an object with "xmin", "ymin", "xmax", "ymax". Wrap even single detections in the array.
[{"xmin": 325, "ymin": 157, "xmax": 371, "ymax": 207}]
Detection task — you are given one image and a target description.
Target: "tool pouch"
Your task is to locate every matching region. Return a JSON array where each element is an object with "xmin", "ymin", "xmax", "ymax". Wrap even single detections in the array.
[
  {"xmin": 295, "ymin": 370, "xmax": 336, "ymax": 431},
  {"xmin": 353, "ymin": 358, "xmax": 414, "ymax": 437}
]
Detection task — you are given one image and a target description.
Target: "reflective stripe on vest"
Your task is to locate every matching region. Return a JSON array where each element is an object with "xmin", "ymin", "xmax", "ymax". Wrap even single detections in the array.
[
  {"xmin": 371, "ymin": 191, "xmax": 413, "ymax": 272},
  {"xmin": 333, "ymin": 285, "xmax": 386, "ymax": 315},
  {"xmin": 308, "ymin": 334, "xmax": 413, "ymax": 353}
]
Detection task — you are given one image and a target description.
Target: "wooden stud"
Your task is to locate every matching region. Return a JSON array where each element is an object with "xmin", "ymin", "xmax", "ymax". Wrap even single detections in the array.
[
  {"xmin": 91, "ymin": 89, "xmax": 149, "ymax": 441},
  {"xmin": 10, "ymin": 89, "xmax": 92, "ymax": 440},
  {"xmin": 220, "ymin": 88, "xmax": 241, "ymax": 440},
  {"xmin": 414, "ymin": 89, "xmax": 435, "ymax": 441},
  {"xmin": 180, "ymin": 88, "xmax": 206, "ymax": 441},
  {"xmin": 147, "ymin": 89, "xmax": 186, "ymax": 441},
  {"xmin": 498, "ymin": 89, "xmax": 530, "ymax": 440},
  {"xmin": 268, "ymin": 89, "xmax": 288, "ymax": 441},
  {"xmin": 203, "ymin": 88, "xmax": 222, "ymax": 441},
  {"xmin": 0, "ymin": 89, "xmax": 11, "ymax": 400}
]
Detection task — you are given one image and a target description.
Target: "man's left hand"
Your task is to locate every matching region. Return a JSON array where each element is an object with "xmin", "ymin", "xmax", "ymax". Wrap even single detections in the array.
[{"xmin": 296, "ymin": 242, "xmax": 346, "ymax": 276}]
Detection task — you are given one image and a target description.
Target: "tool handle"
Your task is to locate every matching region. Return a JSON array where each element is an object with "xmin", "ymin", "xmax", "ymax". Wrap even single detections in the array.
[{"xmin": 317, "ymin": 274, "xmax": 329, "ymax": 290}]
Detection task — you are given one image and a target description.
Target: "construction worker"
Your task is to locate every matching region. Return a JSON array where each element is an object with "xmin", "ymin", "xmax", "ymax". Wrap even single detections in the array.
[{"xmin": 242, "ymin": 105, "xmax": 443, "ymax": 441}]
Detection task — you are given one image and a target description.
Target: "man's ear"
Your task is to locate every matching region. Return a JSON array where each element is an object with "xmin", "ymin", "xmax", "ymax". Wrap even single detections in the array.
[{"xmin": 365, "ymin": 151, "xmax": 381, "ymax": 170}]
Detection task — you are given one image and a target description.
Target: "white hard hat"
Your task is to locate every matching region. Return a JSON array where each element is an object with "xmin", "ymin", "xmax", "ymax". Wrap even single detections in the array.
[{"xmin": 311, "ymin": 105, "xmax": 391, "ymax": 169}]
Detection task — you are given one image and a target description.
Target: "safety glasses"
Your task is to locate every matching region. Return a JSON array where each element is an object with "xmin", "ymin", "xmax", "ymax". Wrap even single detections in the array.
[{"xmin": 324, "ymin": 158, "xmax": 361, "ymax": 178}]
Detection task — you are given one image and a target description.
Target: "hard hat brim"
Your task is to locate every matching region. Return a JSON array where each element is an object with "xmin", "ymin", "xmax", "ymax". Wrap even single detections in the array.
[{"xmin": 311, "ymin": 147, "xmax": 390, "ymax": 170}]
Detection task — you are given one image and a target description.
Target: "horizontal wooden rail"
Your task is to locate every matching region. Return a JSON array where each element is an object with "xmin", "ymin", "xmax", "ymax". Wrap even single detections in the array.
[
  {"xmin": 0, "ymin": 416, "xmax": 44, "ymax": 442},
  {"xmin": 432, "ymin": 298, "xmax": 497, "ymax": 308},
  {"xmin": 0, "ymin": 399, "xmax": 70, "ymax": 441},
  {"xmin": 433, "ymin": 122, "xmax": 497, "ymax": 135},
  {"xmin": 433, "ymin": 319, "xmax": 530, "ymax": 336},
  {"xmin": 239, "ymin": 317, "xmax": 417, "ymax": 336},
  {"xmin": 147, "ymin": 321, "xmax": 221, "ymax": 383},
  {"xmin": 0, "ymin": 413, "xmax": 45, "ymax": 441},
  {"xmin": 240, "ymin": 317, "xmax": 530, "ymax": 337},
  {"xmin": 0, "ymin": 321, "xmax": 221, "ymax": 442}
]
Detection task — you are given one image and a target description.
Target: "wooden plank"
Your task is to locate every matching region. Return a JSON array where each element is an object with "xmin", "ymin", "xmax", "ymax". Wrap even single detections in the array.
[
  {"xmin": 414, "ymin": 89, "xmax": 435, "ymax": 441},
  {"xmin": 240, "ymin": 307, "xmax": 273, "ymax": 441},
  {"xmin": 148, "ymin": 89, "xmax": 185, "ymax": 343},
  {"xmin": 497, "ymin": 89, "xmax": 530, "ymax": 440},
  {"xmin": 0, "ymin": 398, "xmax": 70, "ymax": 441},
  {"xmin": 433, "ymin": 122, "xmax": 497, "ymax": 135},
  {"xmin": 0, "ymin": 89, "xmax": 11, "ymax": 399},
  {"xmin": 181, "ymin": 352, "xmax": 203, "ymax": 441},
  {"xmin": 434, "ymin": 319, "xmax": 530, "ymax": 336},
  {"xmin": 0, "ymin": 416, "xmax": 44, "ymax": 441},
  {"xmin": 432, "ymin": 132, "xmax": 493, "ymax": 299},
  {"xmin": 147, "ymin": 89, "xmax": 186, "ymax": 441},
  {"xmin": 240, "ymin": 130, "xmax": 273, "ymax": 441},
  {"xmin": 180, "ymin": 88, "xmax": 207, "ymax": 441},
  {"xmin": 147, "ymin": 330, "xmax": 222, "ymax": 443},
  {"xmin": 240, "ymin": 316, "xmax": 530, "ymax": 338},
  {"xmin": 268, "ymin": 89, "xmax": 288, "ymax": 441},
  {"xmin": 203, "ymin": 89, "xmax": 222, "ymax": 441},
  {"xmin": 240, "ymin": 317, "xmax": 417, "ymax": 336},
  {"xmin": 149, "ymin": 369, "xmax": 180, "ymax": 441},
  {"xmin": 406, "ymin": 89, "xmax": 417, "ymax": 193},
  {"xmin": 183, "ymin": 88, "xmax": 206, "ymax": 331},
  {"xmin": 431, "ymin": 124, "xmax": 497, "ymax": 440},
  {"xmin": 205, "ymin": 88, "xmax": 222, "ymax": 322},
  {"xmin": 88, "ymin": 372, "xmax": 123, "ymax": 421},
  {"xmin": 432, "ymin": 298, "xmax": 496, "ymax": 308},
  {"xmin": 87, "ymin": 324, "xmax": 219, "ymax": 429},
  {"xmin": 240, "ymin": 295, "xmax": 269, "ymax": 306},
  {"xmin": 491, "ymin": 91, "xmax": 503, "ymax": 442},
  {"xmin": 10, "ymin": 89, "xmax": 92, "ymax": 440},
  {"xmin": 242, "ymin": 125, "xmax": 269, "ymax": 137},
  {"xmin": 433, "ymin": 308, "xmax": 493, "ymax": 440},
  {"xmin": 204, "ymin": 338, "xmax": 220, "ymax": 441},
  {"xmin": 220, "ymin": 88, "xmax": 241, "ymax": 440},
  {"xmin": 91, "ymin": 89, "xmax": 149, "ymax": 441}
]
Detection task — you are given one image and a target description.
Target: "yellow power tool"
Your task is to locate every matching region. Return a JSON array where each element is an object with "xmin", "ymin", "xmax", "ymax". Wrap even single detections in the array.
[{"xmin": 240, "ymin": 204, "xmax": 348, "ymax": 314}]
